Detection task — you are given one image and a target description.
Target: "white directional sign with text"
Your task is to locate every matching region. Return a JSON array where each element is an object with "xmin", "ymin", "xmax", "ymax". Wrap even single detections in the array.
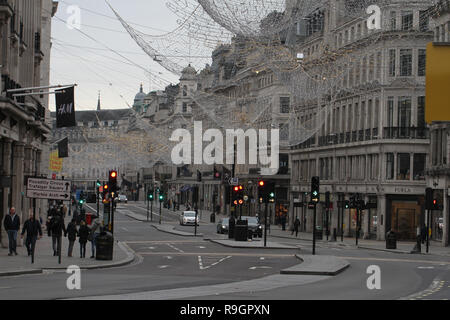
[{"xmin": 26, "ymin": 178, "xmax": 71, "ymax": 201}]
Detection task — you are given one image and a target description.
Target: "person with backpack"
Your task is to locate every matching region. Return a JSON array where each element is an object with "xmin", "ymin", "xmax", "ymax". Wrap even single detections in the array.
[
  {"xmin": 66, "ymin": 218, "xmax": 78, "ymax": 257},
  {"xmin": 78, "ymin": 220, "xmax": 90, "ymax": 258},
  {"xmin": 49, "ymin": 212, "xmax": 66, "ymax": 256}
]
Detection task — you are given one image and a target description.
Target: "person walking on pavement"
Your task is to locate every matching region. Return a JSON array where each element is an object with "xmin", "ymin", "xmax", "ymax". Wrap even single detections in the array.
[
  {"xmin": 49, "ymin": 212, "xmax": 66, "ymax": 256},
  {"xmin": 21, "ymin": 213, "xmax": 43, "ymax": 256},
  {"xmin": 292, "ymin": 217, "xmax": 300, "ymax": 237},
  {"xmin": 66, "ymin": 218, "xmax": 78, "ymax": 257},
  {"xmin": 4, "ymin": 207, "xmax": 20, "ymax": 256},
  {"xmin": 89, "ymin": 217, "xmax": 101, "ymax": 258},
  {"xmin": 78, "ymin": 220, "xmax": 90, "ymax": 258}
]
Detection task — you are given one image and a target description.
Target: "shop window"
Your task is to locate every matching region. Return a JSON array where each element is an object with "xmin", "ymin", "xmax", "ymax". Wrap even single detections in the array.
[
  {"xmin": 413, "ymin": 154, "xmax": 426, "ymax": 180},
  {"xmin": 397, "ymin": 153, "xmax": 410, "ymax": 180}
]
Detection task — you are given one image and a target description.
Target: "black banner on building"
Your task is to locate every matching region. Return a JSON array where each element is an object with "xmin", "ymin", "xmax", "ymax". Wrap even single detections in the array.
[
  {"xmin": 55, "ymin": 86, "xmax": 76, "ymax": 128},
  {"xmin": 58, "ymin": 137, "xmax": 69, "ymax": 158}
]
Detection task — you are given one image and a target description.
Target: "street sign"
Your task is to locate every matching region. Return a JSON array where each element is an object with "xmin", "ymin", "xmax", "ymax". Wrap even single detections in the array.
[
  {"xmin": 229, "ymin": 177, "xmax": 239, "ymax": 185},
  {"xmin": 26, "ymin": 177, "xmax": 71, "ymax": 201}
]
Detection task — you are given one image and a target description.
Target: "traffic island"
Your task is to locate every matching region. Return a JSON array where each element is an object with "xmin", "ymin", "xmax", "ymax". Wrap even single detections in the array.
[
  {"xmin": 280, "ymin": 255, "xmax": 350, "ymax": 276},
  {"xmin": 207, "ymin": 238, "xmax": 299, "ymax": 249}
]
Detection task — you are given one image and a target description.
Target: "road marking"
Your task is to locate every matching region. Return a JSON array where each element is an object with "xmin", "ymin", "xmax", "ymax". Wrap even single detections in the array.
[
  {"xmin": 418, "ymin": 266, "xmax": 435, "ymax": 269},
  {"xmin": 249, "ymin": 266, "xmax": 272, "ymax": 270},
  {"xmin": 136, "ymin": 252, "xmax": 295, "ymax": 258},
  {"xmin": 198, "ymin": 255, "xmax": 232, "ymax": 270},
  {"xmin": 125, "ymin": 240, "xmax": 202, "ymax": 244},
  {"xmin": 158, "ymin": 265, "xmax": 170, "ymax": 269},
  {"xmin": 166, "ymin": 243, "xmax": 184, "ymax": 253},
  {"xmin": 198, "ymin": 246, "xmax": 206, "ymax": 249},
  {"xmin": 165, "ymin": 256, "xmax": 173, "ymax": 260},
  {"xmin": 260, "ymin": 257, "xmax": 265, "ymax": 260},
  {"xmin": 121, "ymin": 227, "xmax": 129, "ymax": 232},
  {"xmin": 0, "ymin": 287, "xmax": 12, "ymax": 290}
]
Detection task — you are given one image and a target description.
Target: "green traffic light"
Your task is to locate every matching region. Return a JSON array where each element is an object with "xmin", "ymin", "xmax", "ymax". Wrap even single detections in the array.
[{"xmin": 269, "ymin": 192, "xmax": 275, "ymax": 198}]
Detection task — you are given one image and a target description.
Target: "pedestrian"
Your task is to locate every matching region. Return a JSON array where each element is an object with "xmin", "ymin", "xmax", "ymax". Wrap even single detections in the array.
[
  {"xmin": 292, "ymin": 217, "xmax": 300, "ymax": 237},
  {"xmin": 78, "ymin": 220, "xmax": 90, "ymax": 258},
  {"xmin": 89, "ymin": 217, "xmax": 101, "ymax": 258},
  {"xmin": 281, "ymin": 214, "xmax": 287, "ymax": 231},
  {"xmin": 421, "ymin": 225, "xmax": 427, "ymax": 244},
  {"xmin": 49, "ymin": 212, "xmax": 66, "ymax": 256},
  {"xmin": 66, "ymin": 218, "xmax": 78, "ymax": 257},
  {"xmin": 4, "ymin": 207, "xmax": 20, "ymax": 256},
  {"xmin": 21, "ymin": 213, "xmax": 43, "ymax": 256},
  {"xmin": 62, "ymin": 204, "xmax": 68, "ymax": 218}
]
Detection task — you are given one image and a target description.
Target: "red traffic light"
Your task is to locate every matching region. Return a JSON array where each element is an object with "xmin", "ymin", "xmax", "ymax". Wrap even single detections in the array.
[
  {"xmin": 104, "ymin": 184, "xmax": 109, "ymax": 190},
  {"xmin": 110, "ymin": 171, "xmax": 117, "ymax": 179},
  {"xmin": 433, "ymin": 199, "xmax": 437, "ymax": 205},
  {"xmin": 259, "ymin": 181, "xmax": 265, "ymax": 187},
  {"xmin": 234, "ymin": 186, "xmax": 239, "ymax": 192}
]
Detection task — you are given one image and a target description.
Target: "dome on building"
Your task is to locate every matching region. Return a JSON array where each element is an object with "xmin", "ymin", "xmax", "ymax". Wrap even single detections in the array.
[
  {"xmin": 180, "ymin": 64, "xmax": 197, "ymax": 81},
  {"xmin": 134, "ymin": 84, "xmax": 146, "ymax": 102}
]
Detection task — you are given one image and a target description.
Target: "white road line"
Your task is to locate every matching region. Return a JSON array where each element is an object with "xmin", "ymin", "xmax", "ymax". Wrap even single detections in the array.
[
  {"xmin": 198, "ymin": 256, "xmax": 204, "ymax": 270},
  {"xmin": 158, "ymin": 265, "xmax": 170, "ymax": 269},
  {"xmin": 0, "ymin": 287, "xmax": 12, "ymax": 290},
  {"xmin": 166, "ymin": 243, "xmax": 184, "ymax": 253},
  {"xmin": 198, "ymin": 256, "xmax": 232, "ymax": 270},
  {"xmin": 121, "ymin": 227, "xmax": 129, "ymax": 232}
]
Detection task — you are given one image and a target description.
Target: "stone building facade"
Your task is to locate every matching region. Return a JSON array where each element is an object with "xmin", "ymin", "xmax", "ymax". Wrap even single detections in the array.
[
  {"xmin": 290, "ymin": 0, "xmax": 434, "ymax": 241},
  {"xmin": 0, "ymin": 0, "xmax": 57, "ymax": 246}
]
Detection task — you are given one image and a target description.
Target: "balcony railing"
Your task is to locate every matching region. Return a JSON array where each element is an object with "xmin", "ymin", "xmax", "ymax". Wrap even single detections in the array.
[{"xmin": 383, "ymin": 127, "xmax": 429, "ymax": 139}]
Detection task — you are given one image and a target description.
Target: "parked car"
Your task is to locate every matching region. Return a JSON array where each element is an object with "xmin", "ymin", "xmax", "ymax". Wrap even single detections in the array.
[
  {"xmin": 180, "ymin": 211, "xmax": 199, "ymax": 226},
  {"xmin": 217, "ymin": 218, "xmax": 230, "ymax": 234},
  {"xmin": 241, "ymin": 216, "xmax": 263, "ymax": 237},
  {"xmin": 118, "ymin": 194, "xmax": 128, "ymax": 203}
]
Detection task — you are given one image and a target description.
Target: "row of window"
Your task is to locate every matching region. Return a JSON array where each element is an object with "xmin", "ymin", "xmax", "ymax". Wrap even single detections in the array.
[
  {"xmin": 389, "ymin": 48, "xmax": 426, "ymax": 77},
  {"xmin": 293, "ymin": 152, "xmax": 426, "ymax": 183},
  {"xmin": 297, "ymin": 95, "xmax": 425, "ymax": 137}
]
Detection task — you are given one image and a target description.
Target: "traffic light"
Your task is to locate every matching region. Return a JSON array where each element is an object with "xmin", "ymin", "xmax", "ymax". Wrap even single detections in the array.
[
  {"xmin": 148, "ymin": 189, "xmax": 154, "ymax": 201},
  {"xmin": 425, "ymin": 188, "xmax": 434, "ymax": 210},
  {"xmin": 349, "ymin": 194, "xmax": 356, "ymax": 209},
  {"xmin": 197, "ymin": 170, "xmax": 202, "ymax": 182},
  {"xmin": 344, "ymin": 200, "xmax": 350, "ymax": 209},
  {"xmin": 213, "ymin": 166, "xmax": 221, "ymax": 180},
  {"xmin": 159, "ymin": 194, "xmax": 164, "ymax": 202},
  {"xmin": 109, "ymin": 170, "xmax": 118, "ymax": 193},
  {"xmin": 269, "ymin": 191, "xmax": 275, "ymax": 203},
  {"xmin": 96, "ymin": 180, "xmax": 101, "ymax": 188},
  {"xmin": 102, "ymin": 184, "xmax": 109, "ymax": 203},
  {"xmin": 311, "ymin": 176, "xmax": 319, "ymax": 203}
]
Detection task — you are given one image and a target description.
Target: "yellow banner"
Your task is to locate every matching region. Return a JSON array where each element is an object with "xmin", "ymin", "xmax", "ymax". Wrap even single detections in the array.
[
  {"xmin": 49, "ymin": 150, "xmax": 63, "ymax": 172},
  {"xmin": 426, "ymin": 43, "xmax": 450, "ymax": 123}
]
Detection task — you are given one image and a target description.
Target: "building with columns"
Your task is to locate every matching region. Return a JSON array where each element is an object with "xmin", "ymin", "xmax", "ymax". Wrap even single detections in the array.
[
  {"xmin": 290, "ymin": 0, "xmax": 434, "ymax": 241},
  {"xmin": 425, "ymin": 0, "xmax": 450, "ymax": 246},
  {"xmin": 0, "ymin": 0, "xmax": 57, "ymax": 246}
]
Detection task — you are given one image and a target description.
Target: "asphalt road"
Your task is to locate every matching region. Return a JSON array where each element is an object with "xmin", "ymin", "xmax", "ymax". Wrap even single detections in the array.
[{"xmin": 0, "ymin": 202, "xmax": 448, "ymax": 300}]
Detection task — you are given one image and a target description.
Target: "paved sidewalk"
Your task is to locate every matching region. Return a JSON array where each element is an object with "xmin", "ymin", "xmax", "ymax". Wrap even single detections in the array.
[
  {"xmin": 0, "ymin": 215, "xmax": 135, "ymax": 277},
  {"xmin": 267, "ymin": 226, "xmax": 450, "ymax": 256}
]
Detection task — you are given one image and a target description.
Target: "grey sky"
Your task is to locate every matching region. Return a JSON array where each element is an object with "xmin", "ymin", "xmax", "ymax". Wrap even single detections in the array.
[{"xmin": 50, "ymin": 0, "xmax": 210, "ymax": 111}]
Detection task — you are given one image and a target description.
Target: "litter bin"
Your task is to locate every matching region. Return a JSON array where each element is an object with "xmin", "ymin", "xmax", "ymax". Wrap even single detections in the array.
[
  {"xmin": 234, "ymin": 220, "xmax": 248, "ymax": 242},
  {"xmin": 96, "ymin": 231, "xmax": 114, "ymax": 260},
  {"xmin": 315, "ymin": 226, "xmax": 323, "ymax": 240},
  {"xmin": 386, "ymin": 230, "xmax": 397, "ymax": 249},
  {"xmin": 247, "ymin": 229, "xmax": 253, "ymax": 240},
  {"xmin": 210, "ymin": 213, "xmax": 216, "ymax": 223}
]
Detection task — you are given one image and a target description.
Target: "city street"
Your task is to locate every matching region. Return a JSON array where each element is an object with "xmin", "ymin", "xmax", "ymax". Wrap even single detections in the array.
[{"xmin": 0, "ymin": 203, "xmax": 448, "ymax": 300}]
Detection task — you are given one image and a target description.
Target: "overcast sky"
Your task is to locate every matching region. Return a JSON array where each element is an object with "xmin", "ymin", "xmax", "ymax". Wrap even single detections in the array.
[{"xmin": 49, "ymin": 0, "xmax": 209, "ymax": 111}]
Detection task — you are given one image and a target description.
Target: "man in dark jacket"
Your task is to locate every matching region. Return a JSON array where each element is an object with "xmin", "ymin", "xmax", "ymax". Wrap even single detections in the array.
[
  {"xmin": 4, "ymin": 207, "xmax": 20, "ymax": 256},
  {"xmin": 21, "ymin": 214, "xmax": 43, "ymax": 256},
  {"xmin": 49, "ymin": 212, "xmax": 66, "ymax": 256},
  {"xmin": 66, "ymin": 218, "xmax": 78, "ymax": 257},
  {"xmin": 78, "ymin": 220, "xmax": 90, "ymax": 258}
]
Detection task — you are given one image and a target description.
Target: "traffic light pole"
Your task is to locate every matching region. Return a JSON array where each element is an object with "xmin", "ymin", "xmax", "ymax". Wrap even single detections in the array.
[
  {"xmin": 151, "ymin": 200, "xmax": 153, "ymax": 222},
  {"xmin": 159, "ymin": 200, "xmax": 162, "ymax": 224},
  {"xmin": 313, "ymin": 203, "xmax": 317, "ymax": 255},
  {"xmin": 264, "ymin": 201, "xmax": 268, "ymax": 247},
  {"xmin": 96, "ymin": 187, "xmax": 100, "ymax": 217},
  {"xmin": 355, "ymin": 208, "xmax": 359, "ymax": 246},
  {"xmin": 147, "ymin": 196, "xmax": 150, "ymax": 222},
  {"xmin": 326, "ymin": 206, "xmax": 329, "ymax": 241},
  {"xmin": 426, "ymin": 209, "xmax": 430, "ymax": 253}
]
